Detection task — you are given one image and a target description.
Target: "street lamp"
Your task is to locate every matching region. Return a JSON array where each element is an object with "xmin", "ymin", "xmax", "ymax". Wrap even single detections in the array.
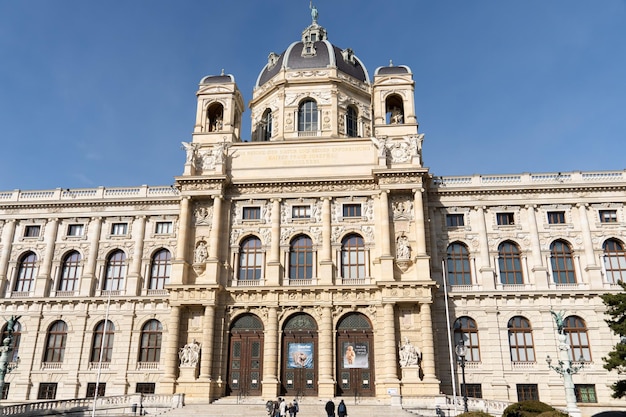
[
  {"xmin": 455, "ymin": 341, "xmax": 469, "ymax": 413},
  {"xmin": 547, "ymin": 311, "xmax": 583, "ymax": 417},
  {"xmin": 0, "ymin": 315, "xmax": 21, "ymax": 399}
]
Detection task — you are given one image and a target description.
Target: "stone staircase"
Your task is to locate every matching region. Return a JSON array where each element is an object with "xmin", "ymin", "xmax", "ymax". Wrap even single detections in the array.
[{"xmin": 157, "ymin": 397, "xmax": 427, "ymax": 417}]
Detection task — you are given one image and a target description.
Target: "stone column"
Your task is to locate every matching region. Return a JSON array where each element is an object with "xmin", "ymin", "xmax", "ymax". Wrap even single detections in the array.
[
  {"xmin": 163, "ymin": 305, "xmax": 181, "ymax": 383},
  {"xmin": 577, "ymin": 203, "xmax": 602, "ymax": 286},
  {"xmin": 262, "ymin": 306, "xmax": 279, "ymax": 398},
  {"xmin": 81, "ymin": 217, "xmax": 102, "ymax": 296},
  {"xmin": 209, "ymin": 197, "xmax": 223, "ymax": 260},
  {"xmin": 383, "ymin": 303, "xmax": 399, "ymax": 383},
  {"xmin": 380, "ymin": 191, "xmax": 392, "ymax": 257},
  {"xmin": 0, "ymin": 220, "xmax": 16, "ymax": 297},
  {"xmin": 419, "ymin": 302, "xmax": 437, "ymax": 382},
  {"xmin": 319, "ymin": 197, "xmax": 333, "ymax": 284},
  {"xmin": 266, "ymin": 199, "xmax": 282, "ymax": 285},
  {"xmin": 413, "ymin": 187, "xmax": 431, "ymax": 280},
  {"xmin": 475, "ymin": 206, "xmax": 495, "ymax": 289},
  {"xmin": 127, "ymin": 216, "xmax": 146, "ymax": 296},
  {"xmin": 35, "ymin": 218, "xmax": 58, "ymax": 297},
  {"xmin": 172, "ymin": 197, "xmax": 191, "ymax": 285},
  {"xmin": 200, "ymin": 305, "xmax": 215, "ymax": 380},
  {"xmin": 525, "ymin": 205, "xmax": 548, "ymax": 288},
  {"xmin": 318, "ymin": 306, "xmax": 334, "ymax": 397}
]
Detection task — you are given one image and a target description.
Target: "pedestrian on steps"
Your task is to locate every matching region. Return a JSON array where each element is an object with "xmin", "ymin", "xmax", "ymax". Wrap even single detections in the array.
[{"xmin": 337, "ymin": 399, "xmax": 347, "ymax": 417}]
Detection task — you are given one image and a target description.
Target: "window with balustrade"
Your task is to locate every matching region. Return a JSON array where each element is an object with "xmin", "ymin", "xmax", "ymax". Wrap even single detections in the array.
[
  {"xmin": 341, "ymin": 234, "xmax": 366, "ymax": 279},
  {"xmin": 104, "ymin": 250, "xmax": 126, "ymax": 291},
  {"xmin": 446, "ymin": 243, "xmax": 471, "ymax": 286},
  {"xmin": 603, "ymin": 238, "xmax": 626, "ymax": 284},
  {"xmin": 298, "ymin": 99, "xmax": 318, "ymax": 132},
  {"xmin": 564, "ymin": 316, "xmax": 591, "ymax": 362},
  {"xmin": 149, "ymin": 249, "xmax": 171, "ymax": 290},
  {"xmin": 44, "ymin": 321, "xmax": 68, "ymax": 363},
  {"xmin": 453, "ymin": 317, "xmax": 480, "ymax": 362},
  {"xmin": 139, "ymin": 320, "xmax": 162, "ymax": 363},
  {"xmin": 498, "ymin": 241, "xmax": 524, "ymax": 285},
  {"xmin": 239, "ymin": 236, "xmax": 263, "ymax": 280},
  {"xmin": 550, "ymin": 240, "xmax": 577, "ymax": 284},
  {"xmin": 289, "ymin": 235, "xmax": 313, "ymax": 280},
  {"xmin": 90, "ymin": 320, "xmax": 115, "ymax": 363},
  {"xmin": 58, "ymin": 251, "xmax": 81, "ymax": 292},
  {"xmin": 508, "ymin": 316, "xmax": 535, "ymax": 363},
  {"xmin": 15, "ymin": 251, "xmax": 37, "ymax": 292}
]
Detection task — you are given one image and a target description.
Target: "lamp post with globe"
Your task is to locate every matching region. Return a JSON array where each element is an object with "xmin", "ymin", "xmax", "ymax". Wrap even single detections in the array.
[{"xmin": 455, "ymin": 341, "xmax": 469, "ymax": 413}]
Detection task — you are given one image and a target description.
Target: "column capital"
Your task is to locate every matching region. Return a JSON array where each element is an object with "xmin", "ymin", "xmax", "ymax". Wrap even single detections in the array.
[
  {"xmin": 411, "ymin": 187, "xmax": 425, "ymax": 194},
  {"xmin": 576, "ymin": 202, "xmax": 589, "ymax": 208}
]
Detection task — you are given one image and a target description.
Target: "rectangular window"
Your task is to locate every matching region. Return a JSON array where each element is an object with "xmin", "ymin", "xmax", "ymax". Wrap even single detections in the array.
[
  {"xmin": 242, "ymin": 207, "xmax": 261, "ymax": 220},
  {"xmin": 446, "ymin": 214, "xmax": 465, "ymax": 227},
  {"xmin": 600, "ymin": 210, "xmax": 618, "ymax": 223},
  {"xmin": 516, "ymin": 384, "xmax": 539, "ymax": 401},
  {"xmin": 67, "ymin": 224, "xmax": 84, "ymax": 236},
  {"xmin": 547, "ymin": 211, "xmax": 566, "ymax": 224},
  {"xmin": 496, "ymin": 212, "xmax": 515, "ymax": 226},
  {"xmin": 574, "ymin": 384, "xmax": 597, "ymax": 403},
  {"xmin": 24, "ymin": 225, "xmax": 41, "ymax": 238},
  {"xmin": 111, "ymin": 223, "xmax": 128, "ymax": 235},
  {"xmin": 461, "ymin": 383, "xmax": 482, "ymax": 399},
  {"xmin": 292, "ymin": 205, "xmax": 311, "ymax": 219},
  {"xmin": 343, "ymin": 203, "xmax": 362, "ymax": 218},
  {"xmin": 1, "ymin": 382, "xmax": 8, "ymax": 400},
  {"xmin": 136, "ymin": 383, "xmax": 156, "ymax": 394},
  {"xmin": 86, "ymin": 383, "xmax": 106, "ymax": 398},
  {"xmin": 37, "ymin": 383, "xmax": 58, "ymax": 400},
  {"xmin": 155, "ymin": 221, "xmax": 173, "ymax": 234}
]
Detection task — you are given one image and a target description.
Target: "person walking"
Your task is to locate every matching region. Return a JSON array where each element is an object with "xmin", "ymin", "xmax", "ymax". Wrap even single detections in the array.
[
  {"xmin": 337, "ymin": 399, "xmax": 347, "ymax": 417},
  {"xmin": 289, "ymin": 399, "xmax": 299, "ymax": 417},
  {"xmin": 279, "ymin": 397, "xmax": 287, "ymax": 417},
  {"xmin": 325, "ymin": 399, "xmax": 335, "ymax": 417}
]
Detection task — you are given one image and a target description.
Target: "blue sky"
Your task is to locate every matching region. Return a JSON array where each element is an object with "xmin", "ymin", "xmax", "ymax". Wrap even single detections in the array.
[{"xmin": 1, "ymin": 1, "xmax": 625, "ymax": 191}]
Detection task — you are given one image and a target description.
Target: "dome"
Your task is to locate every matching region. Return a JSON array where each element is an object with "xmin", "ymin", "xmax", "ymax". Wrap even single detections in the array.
[
  {"xmin": 374, "ymin": 64, "xmax": 412, "ymax": 76},
  {"xmin": 255, "ymin": 19, "xmax": 369, "ymax": 88},
  {"xmin": 200, "ymin": 73, "xmax": 235, "ymax": 84}
]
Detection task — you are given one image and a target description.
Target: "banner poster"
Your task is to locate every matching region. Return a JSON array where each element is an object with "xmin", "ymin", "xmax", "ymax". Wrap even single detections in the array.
[
  {"xmin": 342, "ymin": 341, "xmax": 369, "ymax": 369},
  {"xmin": 287, "ymin": 342, "xmax": 314, "ymax": 368}
]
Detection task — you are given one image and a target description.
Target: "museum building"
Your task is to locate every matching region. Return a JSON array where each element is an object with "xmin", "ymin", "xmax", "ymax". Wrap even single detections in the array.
[{"xmin": 0, "ymin": 10, "xmax": 625, "ymax": 415}]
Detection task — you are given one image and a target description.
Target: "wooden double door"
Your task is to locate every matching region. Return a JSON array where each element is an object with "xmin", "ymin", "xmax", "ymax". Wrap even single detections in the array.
[
  {"xmin": 227, "ymin": 315, "xmax": 264, "ymax": 397},
  {"xmin": 336, "ymin": 314, "xmax": 375, "ymax": 397},
  {"xmin": 280, "ymin": 313, "xmax": 318, "ymax": 397}
]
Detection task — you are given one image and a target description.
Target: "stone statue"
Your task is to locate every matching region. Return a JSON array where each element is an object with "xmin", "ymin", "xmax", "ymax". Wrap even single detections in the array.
[
  {"xmin": 181, "ymin": 142, "xmax": 198, "ymax": 164},
  {"xmin": 311, "ymin": 5, "xmax": 318, "ymax": 23},
  {"xmin": 194, "ymin": 241, "xmax": 208, "ymax": 264},
  {"xmin": 551, "ymin": 310, "xmax": 565, "ymax": 334},
  {"xmin": 396, "ymin": 235, "xmax": 411, "ymax": 260},
  {"xmin": 179, "ymin": 339, "xmax": 200, "ymax": 367},
  {"xmin": 398, "ymin": 337, "xmax": 421, "ymax": 368},
  {"xmin": 390, "ymin": 107, "xmax": 404, "ymax": 124}
]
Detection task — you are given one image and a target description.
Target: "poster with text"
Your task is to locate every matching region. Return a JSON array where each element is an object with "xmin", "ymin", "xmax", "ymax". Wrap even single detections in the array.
[
  {"xmin": 287, "ymin": 342, "xmax": 314, "ymax": 368},
  {"xmin": 342, "ymin": 341, "xmax": 369, "ymax": 368}
]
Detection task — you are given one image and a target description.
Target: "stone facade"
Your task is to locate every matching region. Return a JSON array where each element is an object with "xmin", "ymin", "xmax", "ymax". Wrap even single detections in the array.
[{"xmin": 0, "ymin": 12, "xmax": 624, "ymax": 416}]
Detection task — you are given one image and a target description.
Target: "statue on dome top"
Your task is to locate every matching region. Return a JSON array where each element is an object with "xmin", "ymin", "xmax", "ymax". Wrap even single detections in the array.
[{"xmin": 311, "ymin": 3, "xmax": 318, "ymax": 24}]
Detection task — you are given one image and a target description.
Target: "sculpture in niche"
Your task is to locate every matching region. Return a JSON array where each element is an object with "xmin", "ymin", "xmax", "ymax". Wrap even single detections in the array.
[
  {"xmin": 194, "ymin": 241, "xmax": 208, "ymax": 264},
  {"xmin": 396, "ymin": 235, "xmax": 411, "ymax": 260},
  {"xmin": 179, "ymin": 339, "xmax": 201, "ymax": 367},
  {"xmin": 398, "ymin": 337, "xmax": 422, "ymax": 368}
]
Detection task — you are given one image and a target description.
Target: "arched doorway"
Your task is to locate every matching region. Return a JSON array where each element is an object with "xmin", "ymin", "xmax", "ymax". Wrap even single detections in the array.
[
  {"xmin": 227, "ymin": 314, "xmax": 264, "ymax": 396},
  {"xmin": 336, "ymin": 313, "xmax": 375, "ymax": 397},
  {"xmin": 281, "ymin": 313, "xmax": 318, "ymax": 397}
]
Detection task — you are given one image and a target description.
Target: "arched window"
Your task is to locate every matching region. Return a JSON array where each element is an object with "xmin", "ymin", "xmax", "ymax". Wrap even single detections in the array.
[
  {"xmin": 385, "ymin": 94, "xmax": 404, "ymax": 124},
  {"xmin": 260, "ymin": 108, "xmax": 272, "ymax": 141},
  {"xmin": 564, "ymin": 316, "xmax": 591, "ymax": 362},
  {"xmin": 453, "ymin": 317, "xmax": 480, "ymax": 362},
  {"xmin": 104, "ymin": 250, "xmax": 126, "ymax": 291},
  {"xmin": 498, "ymin": 241, "xmax": 523, "ymax": 285},
  {"xmin": 207, "ymin": 103, "xmax": 224, "ymax": 132},
  {"xmin": 550, "ymin": 240, "xmax": 577, "ymax": 284},
  {"xmin": 508, "ymin": 316, "xmax": 535, "ymax": 363},
  {"xmin": 44, "ymin": 320, "xmax": 68, "ymax": 363},
  {"xmin": 346, "ymin": 106, "xmax": 358, "ymax": 137},
  {"xmin": 15, "ymin": 252, "xmax": 37, "ymax": 292},
  {"xmin": 90, "ymin": 320, "xmax": 115, "ymax": 363},
  {"xmin": 446, "ymin": 243, "xmax": 471, "ymax": 286},
  {"xmin": 1, "ymin": 321, "xmax": 21, "ymax": 363},
  {"xmin": 298, "ymin": 99, "xmax": 318, "ymax": 132},
  {"xmin": 341, "ymin": 234, "xmax": 366, "ymax": 279},
  {"xmin": 239, "ymin": 236, "xmax": 263, "ymax": 280},
  {"xmin": 149, "ymin": 249, "xmax": 171, "ymax": 290},
  {"xmin": 139, "ymin": 319, "xmax": 162, "ymax": 363},
  {"xmin": 58, "ymin": 251, "xmax": 81, "ymax": 292},
  {"xmin": 603, "ymin": 238, "xmax": 626, "ymax": 284},
  {"xmin": 289, "ymin": 235, "xmax": 313, "ymax": 280}
]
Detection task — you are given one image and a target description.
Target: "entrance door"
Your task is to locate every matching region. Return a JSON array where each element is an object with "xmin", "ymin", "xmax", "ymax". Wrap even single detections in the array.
[
  {"xmin": 227, "ymin": 315, "xmax": 264, "ymax": 397},
  {"xmin": 336, "ymin": 313, "xmax": 375, "ymax": 397},
  {"xmin": 281, "ymin": 313, "xmax": 318, "ymax": 397}
]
